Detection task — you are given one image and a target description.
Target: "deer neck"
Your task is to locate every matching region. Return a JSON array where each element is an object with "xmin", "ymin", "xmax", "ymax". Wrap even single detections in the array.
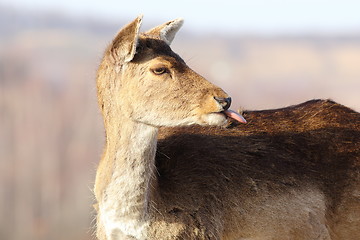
[{"xmin": 99, "ymin": 115, "xmax": 158, "ymax": 239}]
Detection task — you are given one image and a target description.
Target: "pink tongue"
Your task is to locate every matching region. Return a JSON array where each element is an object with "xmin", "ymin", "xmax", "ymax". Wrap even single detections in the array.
[{"xmin": 224, "ymin": 110, "xmax": 247, "ymax": 123}]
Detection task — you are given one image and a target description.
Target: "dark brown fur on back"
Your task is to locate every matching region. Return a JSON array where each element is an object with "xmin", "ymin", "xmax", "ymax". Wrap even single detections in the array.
[{"xmin": 155, "ymin": 99, "xmax": 360, "ymax": 239}]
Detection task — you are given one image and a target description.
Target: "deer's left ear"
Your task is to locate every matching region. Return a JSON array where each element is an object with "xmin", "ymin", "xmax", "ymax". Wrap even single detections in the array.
[{"xmin": 145, "ymin": 18, "xmax": 184, "ymax": 45}]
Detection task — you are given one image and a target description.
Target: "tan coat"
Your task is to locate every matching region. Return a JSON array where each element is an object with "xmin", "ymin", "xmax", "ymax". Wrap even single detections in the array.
[{"xmin": 94, "ymin": 16, "xmax": 360, "ymax": 240}]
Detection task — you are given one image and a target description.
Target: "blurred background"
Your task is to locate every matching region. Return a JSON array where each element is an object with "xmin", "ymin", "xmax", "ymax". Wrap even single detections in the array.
[{"xmin": 1, "ymin": 0, "xmax": 360, "ymax": 239}]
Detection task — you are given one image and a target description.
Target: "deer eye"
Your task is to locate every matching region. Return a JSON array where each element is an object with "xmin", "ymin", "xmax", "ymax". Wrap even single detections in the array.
[{"xmin": 152, "ymin": 67, "xmax": 168, "ymax": 75}]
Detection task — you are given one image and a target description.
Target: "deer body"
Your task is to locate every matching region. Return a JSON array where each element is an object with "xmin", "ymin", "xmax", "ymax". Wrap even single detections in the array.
[{"xmin": 94, "ymin": 16, "xmax": 360, "ymax": 240}]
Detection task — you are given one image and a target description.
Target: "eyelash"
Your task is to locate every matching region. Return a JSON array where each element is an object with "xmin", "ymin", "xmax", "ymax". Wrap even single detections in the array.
[{"xmin": 152, "ymin": 67, "xmax": 168, "ymax": 75}]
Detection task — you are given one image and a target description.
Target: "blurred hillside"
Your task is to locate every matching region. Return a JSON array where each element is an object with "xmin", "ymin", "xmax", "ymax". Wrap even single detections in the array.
[
  {"xmin": 175, "ymin": 34, "xmax": 360, "ymax": 111},
  {"xmin": 1, "ymin": 6, "xmax": 360, "ymax": 240}
]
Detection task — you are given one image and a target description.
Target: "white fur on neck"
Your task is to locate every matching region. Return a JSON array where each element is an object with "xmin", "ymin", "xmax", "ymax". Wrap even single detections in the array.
[{"xmin": 100, "ymin": 121, "xmax": 158, "ymax": 239}]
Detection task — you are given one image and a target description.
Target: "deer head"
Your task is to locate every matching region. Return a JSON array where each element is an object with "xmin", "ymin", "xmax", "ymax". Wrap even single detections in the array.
[{"xmin": 97, "ymin": 16, "xmax": 245, "ymax": 128}]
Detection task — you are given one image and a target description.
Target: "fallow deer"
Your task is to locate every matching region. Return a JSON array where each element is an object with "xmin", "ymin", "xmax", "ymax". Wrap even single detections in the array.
[{"xmin": 94, "ymin": 16, "xmax": 360, "ymax": 240}]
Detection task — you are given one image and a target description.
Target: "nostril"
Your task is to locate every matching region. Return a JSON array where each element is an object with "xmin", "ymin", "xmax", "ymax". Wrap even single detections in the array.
[{"xmin": 214, "ymin": 97, "xmax": 232, "ymax": 110}]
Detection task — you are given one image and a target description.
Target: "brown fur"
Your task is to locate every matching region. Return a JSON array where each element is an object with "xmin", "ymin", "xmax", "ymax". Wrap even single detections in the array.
[{"xmin": 94, "ymin": 16, "xmax": 360, "ymax": 240}]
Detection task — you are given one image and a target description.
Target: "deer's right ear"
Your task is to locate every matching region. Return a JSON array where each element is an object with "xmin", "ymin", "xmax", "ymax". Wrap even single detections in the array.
[{"xmin": 109, "ymin": 15, "xmax": 143, "ymax": 64}]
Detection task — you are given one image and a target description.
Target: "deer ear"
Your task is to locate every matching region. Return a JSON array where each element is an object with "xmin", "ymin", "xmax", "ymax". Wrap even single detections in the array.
[
  {"xmin": 110, "ymin": 15, "xmax": 143, "ymax": 63},
  {"xmin": 145, "ymin": 18, "xmax": 184, "ymax": 45}
]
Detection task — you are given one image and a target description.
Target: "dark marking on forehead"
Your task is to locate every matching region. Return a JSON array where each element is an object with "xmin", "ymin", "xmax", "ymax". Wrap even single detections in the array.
[
  {"xmin": 134, "ymin": 37, "xmax": 185, "ymax": 65},
  {"xmin": 159, "ymin": 56, "xmax": 187, "ymax": 73}
]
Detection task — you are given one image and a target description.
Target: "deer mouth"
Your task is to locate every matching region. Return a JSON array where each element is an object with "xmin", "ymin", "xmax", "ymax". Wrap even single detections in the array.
[
  {"xmin": 223, "ymin": 110, "xmax": 247, "ymax": 123},
  {"xmin": 205, "ymin": 110, "xmax": 246, "ymax": 126}
]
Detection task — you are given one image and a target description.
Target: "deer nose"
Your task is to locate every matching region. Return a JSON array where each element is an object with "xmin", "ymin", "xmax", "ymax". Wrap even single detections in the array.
[{"xmin": 214, "ymin": 97, "xmax": 232, "ymax": 111}]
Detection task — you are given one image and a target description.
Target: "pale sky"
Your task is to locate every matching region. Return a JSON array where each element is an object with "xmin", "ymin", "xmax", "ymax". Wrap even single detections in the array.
[{"xmin": 2, "ymin": 0, "xmax": 360, "ymax": 34}]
